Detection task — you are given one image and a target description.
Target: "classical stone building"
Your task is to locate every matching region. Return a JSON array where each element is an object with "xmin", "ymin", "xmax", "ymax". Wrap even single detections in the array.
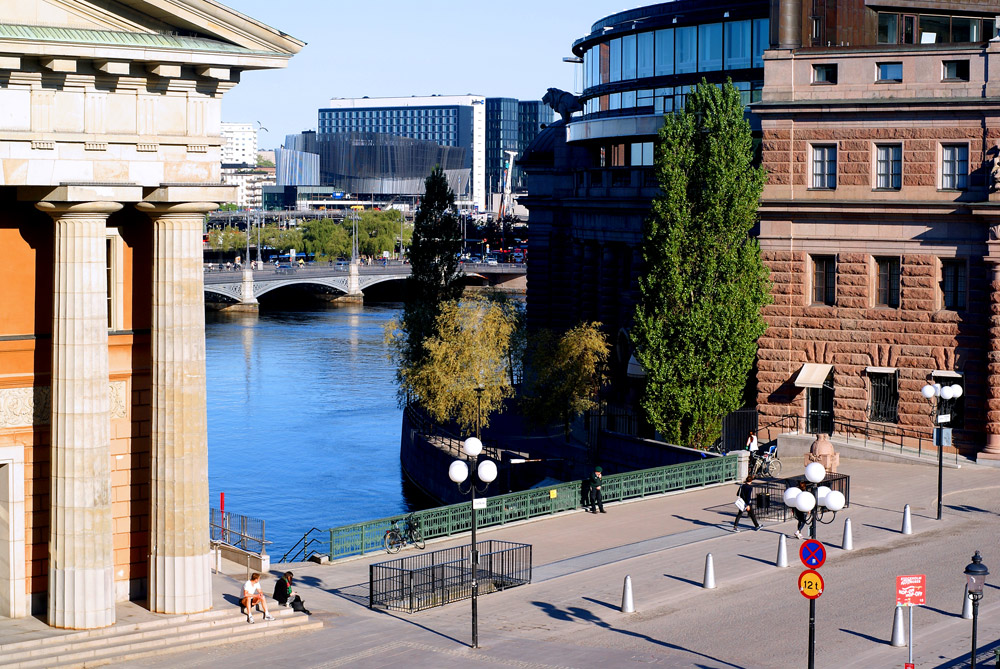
[
  {"xmin": 0, "ymin": 1, "xmax": 300, "ymax": 627},
  {"xmin": 755, "ymin": 8, "xmax": 1000, "ymax": 458}
]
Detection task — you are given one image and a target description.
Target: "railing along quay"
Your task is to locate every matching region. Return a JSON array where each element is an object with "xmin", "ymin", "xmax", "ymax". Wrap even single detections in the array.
[{"xmin": 279, "ymin": 453, "xmax": 738, "ymax": 563}]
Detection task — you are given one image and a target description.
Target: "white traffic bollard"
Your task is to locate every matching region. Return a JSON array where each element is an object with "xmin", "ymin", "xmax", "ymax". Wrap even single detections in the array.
[
  {"xmin": 621, "ymin": 575, "xmax": 635, "ymax": 613},
  {"xmin": 776, "ymin": 533, "xmax": 789, "ymax": 568},
  {"xmin": 901, "ymin": 504, "xmax": 913, "ymax": 535},
  {"xmin": 890, "ymin": 605, "xmax": 906, "ymax": 647},
  {"xmin": 962, "ymin": 584, "xmax": 973, "ymax": 619},
  {"xmin": 842, "ymin": 517, "xmax": 854, "ymax": 551},
  {"xmin": 703, "ymin": 553, "xmax": 717, "ymax": 589}
]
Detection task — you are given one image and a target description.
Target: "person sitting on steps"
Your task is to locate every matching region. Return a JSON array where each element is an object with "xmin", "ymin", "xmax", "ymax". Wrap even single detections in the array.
[
  {"xmin": 241, "ymin": 572, "xmax": 274, "ymax": 624},
  {"xmin": 272, "ymin": 571, "xmax": 311, "ymax": 615}
]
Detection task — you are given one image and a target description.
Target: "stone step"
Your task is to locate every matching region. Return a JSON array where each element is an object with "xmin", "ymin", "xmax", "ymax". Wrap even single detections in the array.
[{"xmin": 2, "ymin": 608, "xmax": 319, "ymax": 668}]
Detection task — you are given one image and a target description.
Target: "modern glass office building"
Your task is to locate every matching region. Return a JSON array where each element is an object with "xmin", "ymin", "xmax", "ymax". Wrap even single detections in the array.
[{"xmin": 485, "ymin": 97, "xmax": 518, "ymax": 200}]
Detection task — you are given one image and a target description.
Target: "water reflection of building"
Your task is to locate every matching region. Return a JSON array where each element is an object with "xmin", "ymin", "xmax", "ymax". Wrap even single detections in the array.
[{"xmin": 0, "ymin": 0, "xmax": 300, "ymax": 628}]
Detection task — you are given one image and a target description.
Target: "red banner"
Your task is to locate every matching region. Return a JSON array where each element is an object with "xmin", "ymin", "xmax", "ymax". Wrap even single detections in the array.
[{"xmin": 896, "ymin": 574, "xmax": 926, "ymax": 606}]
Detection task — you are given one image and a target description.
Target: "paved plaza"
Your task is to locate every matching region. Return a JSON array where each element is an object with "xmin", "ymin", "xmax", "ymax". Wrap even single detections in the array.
[{"xmin": 3, "ymin": 457, "xmax": 997, "ymax": 668}]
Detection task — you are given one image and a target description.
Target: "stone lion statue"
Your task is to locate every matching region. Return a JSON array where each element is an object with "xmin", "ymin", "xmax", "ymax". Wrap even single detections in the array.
[{"xmin": 542, "ymin": 87, "xmax": 583, "ymax": 124}]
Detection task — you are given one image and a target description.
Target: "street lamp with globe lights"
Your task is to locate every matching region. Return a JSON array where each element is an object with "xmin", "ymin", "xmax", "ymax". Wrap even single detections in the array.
[
  {"xmin": 921, "ymin": 381, "xmax": 963, "ymax": 520},
  {"xmin": 963, "ymin": 551, "xmax": 989, "ymax": 669},
  {"xmin": 449, "ymin": 436, "xmax": 498, "ymax": 649}
]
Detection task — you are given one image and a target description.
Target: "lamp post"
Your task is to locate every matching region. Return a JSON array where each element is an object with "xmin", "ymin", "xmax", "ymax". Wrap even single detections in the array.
[
  {"xmin": 964, "ymin": 550, "xmax": 989, "ymax": 669},
  {"xmin": 921, "ymin": 381, "xmax": 963, "ymax": 520},
  {"xmin": 783, "ymin": 462, "xmax": 845, "ymax": 669},
  {"xmin": 448, "ymin": 436, "xmax": 497, "ymax": 649}
]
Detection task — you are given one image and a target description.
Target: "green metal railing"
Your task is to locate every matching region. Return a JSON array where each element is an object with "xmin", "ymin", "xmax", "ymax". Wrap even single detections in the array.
[{"xmin": 279, "ymin": 453, "xmax": 738, "ymax": 564}]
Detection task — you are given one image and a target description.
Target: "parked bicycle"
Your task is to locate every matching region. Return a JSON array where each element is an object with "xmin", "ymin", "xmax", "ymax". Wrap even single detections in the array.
[
  {"xmin": 383, "ymin": 514, "xmax": 426, "ymax": 553},
  {"xmin": 751, "ymin": 444, "xmax": 782, "ymax": 478}
]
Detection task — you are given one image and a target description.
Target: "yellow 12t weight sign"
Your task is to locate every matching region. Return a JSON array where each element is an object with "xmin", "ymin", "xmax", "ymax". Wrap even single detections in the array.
[{"xmin": 799, "ymin": 569, "xmax": 824, "ymax": 599}]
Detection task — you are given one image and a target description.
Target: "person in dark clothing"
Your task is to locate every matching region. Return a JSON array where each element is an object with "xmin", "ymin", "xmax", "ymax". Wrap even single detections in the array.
[
  {"xmin": 791, "ymin": 481, "xmax": 809, "ymax": 539},
  {"xmin": 589, "ymin": 466, "xmax": 606, "ymax": 514},
  {"xmin": 733, "ymin": 475, "xmax": 761, "ymax": 532},
  {"xmin": 272, "ymin": 571, "xmax": 311, "ymax": 615}
]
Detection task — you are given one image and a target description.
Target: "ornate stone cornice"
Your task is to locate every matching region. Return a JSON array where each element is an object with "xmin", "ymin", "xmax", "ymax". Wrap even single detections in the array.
[{"xmin": 0, "ymin": 381, "xmax": 128, "ymax": 428}]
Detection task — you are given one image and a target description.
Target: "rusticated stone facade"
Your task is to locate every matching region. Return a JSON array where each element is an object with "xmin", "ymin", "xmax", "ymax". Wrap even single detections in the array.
[{"xmin": 756, "ymin": 41, "xmax": 1000, "ymax": 457}]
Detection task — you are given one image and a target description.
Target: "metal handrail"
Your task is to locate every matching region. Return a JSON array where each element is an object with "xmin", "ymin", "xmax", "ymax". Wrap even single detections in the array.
[{"xmin": 279, "ymin": 454, "xmax": 738, "ymax": 564}]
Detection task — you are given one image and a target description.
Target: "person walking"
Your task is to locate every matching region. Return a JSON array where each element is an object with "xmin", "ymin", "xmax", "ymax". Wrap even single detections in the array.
[
  {"xmin": 589, "ymin": 466, "xmax": 606, "ymax": 514},
  {"xmin": 732, "ymin": 475, "xmax": 760, "ymax": 532}
]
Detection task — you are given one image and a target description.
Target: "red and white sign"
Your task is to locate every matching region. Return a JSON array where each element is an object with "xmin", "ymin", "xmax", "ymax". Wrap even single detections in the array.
[{"xmin": 896, "ymin": 574, "xmax": 926, "ymax": 606}]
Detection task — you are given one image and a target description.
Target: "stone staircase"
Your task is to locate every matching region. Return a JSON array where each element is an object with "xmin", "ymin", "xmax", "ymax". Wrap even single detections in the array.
[{"xmin": 0, "ymin": 606, "xmax": 322, "ymax": 668}]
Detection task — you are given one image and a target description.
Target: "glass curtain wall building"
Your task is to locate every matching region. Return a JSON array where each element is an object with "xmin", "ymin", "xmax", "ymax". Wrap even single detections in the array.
[{"xmin": 486, "ymin": 97, "xmax": 518, "ymax": 206}]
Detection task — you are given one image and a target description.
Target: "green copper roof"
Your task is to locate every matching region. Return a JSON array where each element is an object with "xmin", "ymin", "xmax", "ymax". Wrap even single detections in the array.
[{"xmin": 0, "ymin": 23, "xmax": 280, "ymax": 55}]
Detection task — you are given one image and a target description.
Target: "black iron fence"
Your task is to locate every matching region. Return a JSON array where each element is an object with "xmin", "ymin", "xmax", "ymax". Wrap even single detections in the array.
[
  {"xmin": 210, "ymin": 508, "xmax": 268, "ymax": 554},
  {"xmin": 369, "ymin": 540, "xmax": 531, "ymax": 613},
  {"xmin": 750, "ymin": 473, "xmax": 851, "ymax": 523}
]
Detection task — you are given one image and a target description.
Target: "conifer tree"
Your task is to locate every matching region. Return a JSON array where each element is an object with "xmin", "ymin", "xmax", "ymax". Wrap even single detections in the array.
[{"xmin": 632, "ymin": 81, "xmax": 771, "ymax": 448}]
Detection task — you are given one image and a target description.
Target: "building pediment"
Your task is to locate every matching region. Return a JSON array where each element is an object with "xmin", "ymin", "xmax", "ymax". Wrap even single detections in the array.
[{"xmin": 1, "ymin": 0, "xmax": 303, "ymax": 60}]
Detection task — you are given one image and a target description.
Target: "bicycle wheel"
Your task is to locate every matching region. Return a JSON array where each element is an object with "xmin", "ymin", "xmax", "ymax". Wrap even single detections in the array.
[
  {"xmin": 383, "ymin": 530, "xmax": 403, "ymax": 554},
  {"xmin": 766, "ymin": 458, "xmax": 782, "ymax": 477},
  {"xmin": 411, "ymin": 529, "xmax": 426, "ymax": 550}
]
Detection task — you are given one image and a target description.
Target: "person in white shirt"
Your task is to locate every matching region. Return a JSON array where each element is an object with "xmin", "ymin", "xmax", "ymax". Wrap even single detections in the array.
[
  {"xmin": 746, "ymin": 430, "xmax": 761, "ymax": 475},
  {"xmin": 241, "ymin": 572, "xmax": 274, "ymax": 624}
]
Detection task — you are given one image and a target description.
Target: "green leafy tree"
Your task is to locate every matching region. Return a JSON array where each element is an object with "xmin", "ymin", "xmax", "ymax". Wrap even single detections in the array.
[
  {"xmin": 301, "ymin": 219, "xmax": 351, "ymax": 259},
  {"xmin": 397, "ymin": 166, "xmax": 464, "ymax": 367},
  {"xmin": 522, "ymin": 322, "xmax": 609, "ymax": 436},
  {"xmin": 357, "ymin": 210, "xmax": 408, "ymax": 258},
  {"xmin": 632, "ymin": 80, "xmax": 771, "ymax": 448},
  {"xmin": 260, "ymin": 225, "xmax": 303, "ymax": 254},
  {"xmin": 386, "ymin": 295, "xmax": 518, "ymax": 433},
  {"xmin": 207, "ymin": 227, "xmax": 246, "ymax": 252}
]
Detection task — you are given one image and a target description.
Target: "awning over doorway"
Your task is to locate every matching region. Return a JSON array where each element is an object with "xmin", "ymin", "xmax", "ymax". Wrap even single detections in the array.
[
  {"xmin": 794, "ymin": 363, "xmax": 833, "ymax": 389},
  {"xmin": 865, "ymin": 366, "xmax": 897, "ymax": 374}
]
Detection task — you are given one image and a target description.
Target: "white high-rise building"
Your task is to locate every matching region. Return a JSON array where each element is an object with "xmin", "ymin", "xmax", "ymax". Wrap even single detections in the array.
[{"xmin": 221, "ymin": 122, "xmax": 258, "ymax": 166}]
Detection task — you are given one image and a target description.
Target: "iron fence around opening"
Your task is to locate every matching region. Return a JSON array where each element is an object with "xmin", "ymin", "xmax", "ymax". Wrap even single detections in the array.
[
  {"xmin": 369, "ymin": 540, "xmax": 531, "ymax": 613},
  {"xmin": 750, "ymin": 473, "xmax": 851, "ymax": 523}
]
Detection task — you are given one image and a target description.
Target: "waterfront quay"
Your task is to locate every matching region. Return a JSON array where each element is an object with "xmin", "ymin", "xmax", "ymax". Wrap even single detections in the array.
[{"xmin": 89, "ymin": 458, "xmax": 1000, "ymax": 668}]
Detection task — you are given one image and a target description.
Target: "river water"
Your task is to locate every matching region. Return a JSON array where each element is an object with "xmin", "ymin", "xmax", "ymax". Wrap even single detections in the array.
[{"xmin": 205, "ymin": 304, "xmax": 416, "ymax": 559}]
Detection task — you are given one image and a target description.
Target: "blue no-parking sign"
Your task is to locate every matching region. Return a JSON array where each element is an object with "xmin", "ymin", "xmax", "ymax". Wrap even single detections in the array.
[{"xmin": 800, "ymin": 540, "xmax": 826, "ymax": 569}]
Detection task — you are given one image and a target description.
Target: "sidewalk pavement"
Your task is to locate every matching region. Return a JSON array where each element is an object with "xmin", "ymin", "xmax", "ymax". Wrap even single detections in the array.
[{"xmin": 38, "ymin": 459, "xmax": 1000, "ymax": 667}]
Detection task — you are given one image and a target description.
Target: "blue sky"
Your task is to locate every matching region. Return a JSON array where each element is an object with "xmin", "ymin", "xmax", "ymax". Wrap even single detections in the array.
[{"xmin": 220, "ymin": 0, "xmax": 621, "ymax": 148}]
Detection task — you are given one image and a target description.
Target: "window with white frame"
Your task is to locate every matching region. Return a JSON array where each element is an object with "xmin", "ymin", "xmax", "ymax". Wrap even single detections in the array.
[
  {"xmin": 875, "ymin": 144, "xmax": 902, "ymax": 190},
  {"xmin": 941, "ymin": 144, "xmax": 968, "ymax": 189},
  {"xmin": 811, "ymin": 145, "xmax": 837, "ymax": 189},
  {"xmin": 868, "ymin": 370, "xmax": 899, "ymax": 423}
]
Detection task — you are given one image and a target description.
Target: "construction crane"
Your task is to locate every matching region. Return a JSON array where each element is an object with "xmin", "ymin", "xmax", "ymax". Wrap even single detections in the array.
[{"xmin": 496, "ymin": 149, "xmax": 519, "ymax": 220}]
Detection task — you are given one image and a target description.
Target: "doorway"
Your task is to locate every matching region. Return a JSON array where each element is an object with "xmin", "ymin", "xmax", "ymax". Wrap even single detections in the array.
[
  {"xmin": 806, "ymin": 372, "xmax": 834, "ymax": 434},
  {"xmin": 0, "ymin": 447, "xmax": 27, "ymax": 619}
]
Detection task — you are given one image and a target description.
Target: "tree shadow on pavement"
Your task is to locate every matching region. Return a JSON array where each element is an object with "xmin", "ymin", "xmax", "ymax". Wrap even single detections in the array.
[
  {"xmin": 662, "ymin": 573, "xmax": 702, "ymax": 588},
  {"xmin": 528, "ymin": 601, "xmax": 743, "ymax": 668},
  {"xmin": 839, "ymin": 628, "xmax": 888, "ymax": 645}
]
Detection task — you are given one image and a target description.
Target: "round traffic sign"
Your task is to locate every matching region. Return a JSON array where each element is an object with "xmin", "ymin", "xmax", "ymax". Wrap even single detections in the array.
[
  {"xmin": 800, "ymin": 539, "xmax": 826, "ymax": 569},
  {"xmin": 799, "ymin": 569, "xmax": 824, "ymax": 599}
]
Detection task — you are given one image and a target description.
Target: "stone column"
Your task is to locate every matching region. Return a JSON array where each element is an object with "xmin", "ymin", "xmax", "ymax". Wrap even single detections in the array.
[
  {"xmin": 983, "ymin": 262, "xmax": 1000, "ymax": 460},
  {"xmin": 136, "ymin": 202, "xmax": 215, "ymax": 613},
  {"xmin": 37, "ymin": 201, "xmax": 122, "ymax": 629}
]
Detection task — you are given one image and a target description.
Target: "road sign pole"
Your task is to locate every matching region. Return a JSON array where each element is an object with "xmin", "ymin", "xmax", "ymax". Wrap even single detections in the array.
[
  {"xmin": 808, "ymin": 597, "xmax": 816, "ymax": 669},
  {"xmin": 908, "ymin": 604, "xmax": 913, "ymax": 665}
]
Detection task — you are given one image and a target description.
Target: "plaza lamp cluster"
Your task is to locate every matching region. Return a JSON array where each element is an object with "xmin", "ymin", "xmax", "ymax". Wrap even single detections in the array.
[
  {"xmin": 920, "ymin": 381, "xmax": 963, "ymax": 520},
  {"xmin": 781, "ymin": 462, "xmax": 846, "ymax": 539}
]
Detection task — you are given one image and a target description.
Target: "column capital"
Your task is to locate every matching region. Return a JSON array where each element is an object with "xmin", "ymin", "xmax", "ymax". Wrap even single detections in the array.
[
  {"xmin": 35, "ymin": 201, "xmax": 123, "ymax": 218},
  {"xmin": 136, "ymin": 202, "xmax": 219, "ymax": 217}
]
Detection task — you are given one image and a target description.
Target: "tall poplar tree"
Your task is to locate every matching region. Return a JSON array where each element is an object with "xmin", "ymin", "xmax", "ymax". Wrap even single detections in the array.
[
  {"xmin": 632, "ymin": 81, "xmax": 771, "ymax": 448},
  {"xmin": 399, "ymin": 166, "xmax": 464, "ymax": 367}
]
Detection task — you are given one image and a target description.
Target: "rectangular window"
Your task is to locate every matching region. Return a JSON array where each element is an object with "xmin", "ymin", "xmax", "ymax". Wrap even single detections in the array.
[
  {"xmin": 609, "ymin": 92, "xmax": 621, "ymax": 110},
  {"xmin": 637, "ymin": 32, "xmax": 654, "ymax": 78},
  {"xmin": 724, "ymin": 20, "xmax": 751, "ymax": 70},
  {"xmin": 941, "ymin": 260, "xmax": 967, "ymax": 310},
  {"xmin": 622, "ymin": 33, "xmax": 637, "ymax": 80},
  {"xmin": 812, "ymin": 255, "xmax": 836, "ymax": 306},
  {"xmin": 950, "ymin": 18, "xmax": 981, "ymax": 43},
  {"xmin": 876, "ymin": 144, "xmax": 902, "ymax": 190},
  {"xmin": 654, "ymin": 29, "xmax": 674, "ymax": 76},
  {"xmin": 609, "ymin": 37, "xmax": 622, "ymax": 82},
  {"xmin": 919, "ymin": 15, "xmax": 950, "ymax": 44},
  {"xmin": 752, "ymin": 18, "xmax": 769, "ymax": 68},
  {"xmin": 876, "ymin": 257, "xmax": 900, "ymax": 307},
  {"xmin": 698, "ymin": 22, "xmax": 723, "ymax": 72},
  {"xmin": 630, "ymin": 142, "xmax": 654, "ymax": 167},
  {"xmin": 106, "ymin": 238, "xmax": 113, "ymax": 329},
  {"xmin": 868, "ymin": 371, "xmax": 899, "ymax": 423},
  {"xmin": 600, "ymin": 41, "xmax": 610, "ymax": 84},
  {"xmin": 878, "ymin": 13, "xmax": 899, "ymax": 44},
  {"xmin": 675, "ymin": 26, "xmax": 697, "ymax": 74},
  {"xmin": 811, "ymin": 145, "xmax": 837, "ymax": 189},
  {"xmin": 942, "ymin": 144, "xmax": 968, "ymax": 190},
  {"xmin": 943, "ymin": 60, "xmax": 970, "ymax": 81},
  {"xmin": 621, "ymin": 90, "xmax": 636, "ymax": 108},
  {"xmin": 877, "ymin": 62, "xmax": 903, "ymax": 82},
  {"xmin": 812, "ymin": 64, "xmax": 838, "ymax": 84}
]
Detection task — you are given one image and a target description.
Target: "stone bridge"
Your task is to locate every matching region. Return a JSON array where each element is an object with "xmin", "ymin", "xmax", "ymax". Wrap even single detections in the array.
[{"xmin": 202, "ymin": 261, "xmax": 526, "ymax": 310}]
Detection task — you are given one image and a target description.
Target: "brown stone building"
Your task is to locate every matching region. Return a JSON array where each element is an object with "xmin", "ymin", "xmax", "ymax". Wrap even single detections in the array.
[
  {"xmin": 0, "ymin": 1, "xmax": 300, "ymax": 627},
  {"xmin": 756, "ymin": 3, "xmax": 1000, "ymax": 458}
]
